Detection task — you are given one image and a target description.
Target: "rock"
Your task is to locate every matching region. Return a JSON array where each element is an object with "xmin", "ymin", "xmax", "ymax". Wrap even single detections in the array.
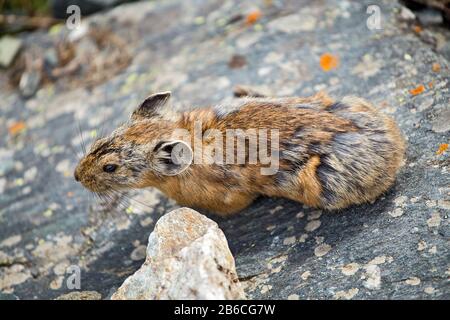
[
  {"xmin": 19, "ymin": 70, "xmax": 41, "ymax": 98},
  {"xmin": 403, "ymin": 0, "xmax": 450, "ymax": 22},
  {"xmin": 431, "ymin": 109, "xmax": 450, "ymax": 133},
  {"xmin": 111, "ymin": 208, "xmax": 245, "ymax": 300},
  {"xmin": 0, "ymin": 36, "xmax": 22, "ymax": 68},
  {"xmin": 399, "ymin": 6, "xmax": 417, "ymax": 21},
  {"xmin": 55, "ymin": 291, "xmax": 102, "ymax": 300},
  {"xmin": 0, "ymin": 292, "xmax": 19, "ymax": 300},
  {"xmin": 416, "ymin": 8, "xmax": 444, "ymax": 25}
]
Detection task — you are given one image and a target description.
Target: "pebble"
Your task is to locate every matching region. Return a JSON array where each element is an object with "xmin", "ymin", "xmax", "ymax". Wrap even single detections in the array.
[{"xmin": 19, "ymin": 70, "xmax": 41, "ymax": 99}]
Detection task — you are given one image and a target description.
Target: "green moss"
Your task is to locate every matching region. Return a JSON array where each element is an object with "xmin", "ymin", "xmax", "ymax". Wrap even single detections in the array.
[{"xmin": 0, "ymin": 0, "xmax": 50, "ymax": 16}]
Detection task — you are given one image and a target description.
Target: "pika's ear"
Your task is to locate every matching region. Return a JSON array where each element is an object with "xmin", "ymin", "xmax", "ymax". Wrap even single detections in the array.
[
  {"xmin": 152, "ymin": 140, "xmax": 193, "ymax": 176},
  {"xmin": 132, "ymin": 91, "xmax": 171, "ymax": 119}
]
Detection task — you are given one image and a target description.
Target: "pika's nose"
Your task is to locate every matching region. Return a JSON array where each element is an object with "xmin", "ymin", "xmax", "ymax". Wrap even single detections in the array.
[{"xmin": 74, "ymin": 170, "xmax": 80, "ymax": 182}]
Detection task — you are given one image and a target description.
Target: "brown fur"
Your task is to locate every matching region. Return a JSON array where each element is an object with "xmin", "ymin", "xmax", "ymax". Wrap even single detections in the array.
[{"xmin": 74, "ymin": 91, "xmax": 406, "ymax": 215}]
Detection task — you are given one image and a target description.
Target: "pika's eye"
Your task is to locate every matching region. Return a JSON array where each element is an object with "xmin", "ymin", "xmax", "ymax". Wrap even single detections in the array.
[{"xmin": 103, "ymin": 164, "xmax": 117, "ymax": 173}]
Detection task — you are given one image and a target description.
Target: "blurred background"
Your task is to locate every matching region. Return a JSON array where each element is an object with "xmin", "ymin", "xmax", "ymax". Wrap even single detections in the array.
[{"xmin": 0, "ymin": 0, "xmax": 449, "ymax": 99}]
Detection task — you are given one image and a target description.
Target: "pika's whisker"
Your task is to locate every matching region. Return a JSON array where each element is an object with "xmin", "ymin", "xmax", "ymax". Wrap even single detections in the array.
[
  {"xmin": 77, "ymin": 120, "xmax": 87, "ymax": 156},
  {"xmin": 67, "ymin": 143, "xmax": 82, "ymax": 161},
  {"xmin": 110, "ymin": 188, "xmax": 155, "ymax": 212}
]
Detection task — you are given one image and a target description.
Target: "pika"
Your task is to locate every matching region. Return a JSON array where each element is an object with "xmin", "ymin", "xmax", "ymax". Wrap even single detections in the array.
[{"xmin": 74, "ymin": 90, "xmax": 405, "ymax": 215}]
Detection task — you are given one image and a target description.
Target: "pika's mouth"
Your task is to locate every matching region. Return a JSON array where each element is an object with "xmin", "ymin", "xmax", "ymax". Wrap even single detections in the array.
[
  {"xmin": 75, "ymin": 177, "xmax": 107, "ymax": 194},
  {"xmin": 86, "ymin": 183, "xmax": 111, "ymax": 194}
]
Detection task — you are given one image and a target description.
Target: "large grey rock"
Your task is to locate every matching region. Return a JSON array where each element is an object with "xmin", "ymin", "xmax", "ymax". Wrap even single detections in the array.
[
  {"xmin": 19, "ymin": 70, "xmax": 41, "ymax": 98},
  {"xmin": 112, "ymin": 207, "xmax": 245, "ymax": 300},
  {"xmin": 0, "ymin": 36, "xmax": 22, "ymax": 67},
  {"xmin": 0, "ymin": 0, "xmax": 449, "ymax": 300},
  {"xmin": 55, "ymin": 290, "xmax": 102, "ymax": 300}
]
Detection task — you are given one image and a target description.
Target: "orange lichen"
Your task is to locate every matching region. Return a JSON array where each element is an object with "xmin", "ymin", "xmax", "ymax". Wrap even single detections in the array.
[
  {"xmin": 413, "ymin": 25, "xmax": 422, "ymax": 33},
  {"xmin": 409, "ymin": 84, "xmax": 425, "ymax": 96},
  {"xmin": 246, "ymin": 10, "xmax": 262, "ymax": 25},
  {"xmin": 436, "ymin": 143, "xmax": 448, "ymax": 155},
  {"xmin": 432, "ymin": 63, "xmax": 441, "ymax": 72},
  {"xmin": 320, "ymin": 53, "xmax": 339, "ymax": 72},
  {"xmin": 8, "ymin": 121, "xmax": 26, "ymax": 136}
]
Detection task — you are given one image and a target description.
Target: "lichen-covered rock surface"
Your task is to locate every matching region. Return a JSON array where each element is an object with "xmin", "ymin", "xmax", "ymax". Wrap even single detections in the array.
[
  {"xmin": 111, "ymin": 207, "xmax": 245, "ymax": 300},
  {"xmin": 0, "ymin": 0, "xmax": 449, "ymax": 299}
]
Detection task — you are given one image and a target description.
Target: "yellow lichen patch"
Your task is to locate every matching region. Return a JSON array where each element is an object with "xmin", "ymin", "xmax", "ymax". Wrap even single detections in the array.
[
  {"xmin": 417, "ymin": 240, "xmax": 427, "ymax": 251},
  {"xmin": 315, "ymin": 236, "xmax": 324, "ymax": 244},
  {"xmin": 267, "ymin": 254, "xmax": 288, "ymax": 271},
  {"xmin": 351, "ymin": 54, "xmax": 382, "ymax": 79},
  {"xmin": 341, "ymin": 263, "xmax": 360, "ymax": 276},
  {"xmin": 298, "ymin": 234, "xmax": 308, "ymax": 243},
  {"xmin": 334, "ymin": 288, "xmax": 359, "ymax": 300},
  {"xmin": 363, "ymin": 265, "xmax": 381, "ymax": 289},
  {"xmin": 428, "ymin": 245, "xmax": 437, "ymax": 254},
  {"xmin": 405, "ymin": 277, "xmax": 421, "ymax": 286},
  {"xmin": 367, "ymin": 255, "xmax": 387, "ymax": 265},
  {"xmin": 305, "ymin": 219, "xmax": 321, "ymax": 232},
  {"xmin": 0, "ymin": 264, "xmax": 32, "ymax": 291},
  {"xmin": 424, "ymin": 287, "xmax": 435, "ymax": 295},
  {"xmin": 307, "ymin": 210, "xmax": 322, "ymax": 221},
  {"xmin": 301, "ymin": 270, "xmax": 311, "ymax": 280},
  {"xmin": 389, "ymin": 207, "xmax": 404, "ymax": 218},
  {"xmin": 283, "ymin": 236, "xmax": 296, "ymax": 245},
  {"xmin": 427, "ymin": 212, "xmax": 441, "ymax": 228},
  {"xmin": 314, "ymin": 244, "xmax": 331, "ymax": 257}
]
